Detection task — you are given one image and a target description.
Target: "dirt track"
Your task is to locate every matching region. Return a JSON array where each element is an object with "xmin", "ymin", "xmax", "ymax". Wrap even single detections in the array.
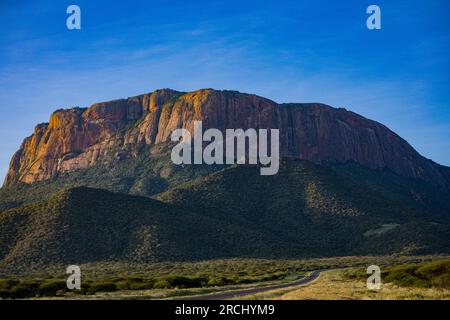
[{"xmin": 179, "ymin": 270, "xmax": 321, "ymax": 300}]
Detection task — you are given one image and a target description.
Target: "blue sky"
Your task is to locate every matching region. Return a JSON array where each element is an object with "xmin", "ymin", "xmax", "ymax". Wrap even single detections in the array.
[{"xmin": 0, "ymin": 0, "xmax": 449, "ymax": 181}]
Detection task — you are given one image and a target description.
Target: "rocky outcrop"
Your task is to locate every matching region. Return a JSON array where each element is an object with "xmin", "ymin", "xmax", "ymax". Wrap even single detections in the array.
[{"xmin": 3, "ymin": 88, "xmax": 449, "ymax": 188}]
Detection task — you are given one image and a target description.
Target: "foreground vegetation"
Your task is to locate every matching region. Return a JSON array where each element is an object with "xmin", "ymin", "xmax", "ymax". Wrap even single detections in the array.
[
  {"xmin": 0, "ymin": 256, "xmax": 447, "ymax": 299},
  {"xmin": 344, "ymin": 259, "xmax": 450, "ymax": 289},
  {"xmin": 234, "ymin": 259, "xmax": 450, "ymax": 300},
  {"xmin": 241, "ymin": 270, "xmax": 450, "ymax": 300}
]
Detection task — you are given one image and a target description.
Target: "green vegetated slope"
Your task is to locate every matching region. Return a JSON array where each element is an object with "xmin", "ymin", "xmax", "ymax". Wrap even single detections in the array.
[
  {"xmin": 0, "ymin": 143, "xmax": 223, "ymax": 212},
  {"xmin": 0, "ymin": 159, "xmax": 449, "ymax": 272},
  {"xmin": 156, "ymin": 159, "xmax": 450, "ymax": 257},
  {"xmin": 0, "ymin": 187, "xmax": 283, "ymax": 272}
]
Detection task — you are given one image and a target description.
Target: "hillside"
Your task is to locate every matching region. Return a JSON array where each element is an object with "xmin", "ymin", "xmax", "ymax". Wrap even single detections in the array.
[
  {"xmin": 0, "ymin": 88, "xmax": 449, "ymax": 272},
  {"xmin": 0, "ymin": 186, "xmax": 282, "ymax": 272},
  {"xmin": 156, "ymin": 159, "xmax": 450, "ymax": 257},
  {"xmin": 0, "ymin": 143, "xmax": 223, "ymax": 212},
  {"xmin": 1, "ymin": 160, "xmax": 449, "ymax": 272}
]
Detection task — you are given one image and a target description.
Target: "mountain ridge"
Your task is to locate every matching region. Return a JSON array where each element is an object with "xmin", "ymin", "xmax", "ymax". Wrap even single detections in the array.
[{"xmin": 4, "ymin": 88, "xmax": 449, "ymax": 188}]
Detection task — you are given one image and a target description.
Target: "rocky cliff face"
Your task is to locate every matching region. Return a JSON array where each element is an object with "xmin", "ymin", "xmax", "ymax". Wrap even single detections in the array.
[{"xmin": 3, "ymin": 88, "xmax": 449, "ymax": 187}]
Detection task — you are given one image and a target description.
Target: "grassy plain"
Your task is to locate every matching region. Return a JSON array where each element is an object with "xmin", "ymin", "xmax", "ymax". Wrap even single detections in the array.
[{"xmin": 1, "ymin": 256, "xmax": 448, "ymax": 300}]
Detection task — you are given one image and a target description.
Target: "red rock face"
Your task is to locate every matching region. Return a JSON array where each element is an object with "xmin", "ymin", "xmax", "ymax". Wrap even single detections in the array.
[{"xmin": 3, "ymin": 88, "xmax": 449, "ymax": 187}]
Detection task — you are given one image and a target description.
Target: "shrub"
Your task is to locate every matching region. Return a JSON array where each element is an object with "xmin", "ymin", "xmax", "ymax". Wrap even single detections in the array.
[
  {"xmin": 207, "ymin": 276, "xmax": 232, "ymax": 287},
  {"xmin": 0, "ymin": 279, "xmax": 19, "ymax": 290},
  {"xmin": 153, "ymin": 279, "xmax": 170, "ymax": 289},
  {"xmin": 431, "ymin": 274, "xmax": 450, "ymax": 289},
  {"xmin": 88, "ymin": 282, "xmax": 117, "ymax": 292},
  {"xmin": 416, "ymin": 260, "xmax": 450, "ymax": 279},
  {"xmin": 171, "ymin": 276, "xmax": 206, "ymax": 288},
  {"xmin": 127, "ymin": 280, "xmax": 155, "ymax": 290},
  {"xmin": 38, "ymin": 280, "xmax": 67, "ymax": 296},
  {"xmin": 10, "ymin": 285, "xmax": 33, "ymax": 299},
  {"xmin": 21, "ymin": 281, "xmax": 40, "ymax": 291},
  {"xmin": 152, "ymin": 276, "xmax": 206, "ymax": 289},
  {"xmin": 380, "ymin": 259, "xmax": 450, "ymax": 289},
  {"xmin": 236, "ymin": 277, "xmax": 253, "ymax": 284},
  {"xmin": 0, "ymin": 289, "xmax": 11, "ymax": 299}
]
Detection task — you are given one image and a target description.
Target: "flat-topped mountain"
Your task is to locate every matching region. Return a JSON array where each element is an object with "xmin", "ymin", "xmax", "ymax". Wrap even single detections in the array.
[
  {"xmin": 4, "ymin": 89, "xmax": 449, "ymax": 188},
  {"xmin": 1, "ymin": 89, "xmax": 449, "ymax": 270}
]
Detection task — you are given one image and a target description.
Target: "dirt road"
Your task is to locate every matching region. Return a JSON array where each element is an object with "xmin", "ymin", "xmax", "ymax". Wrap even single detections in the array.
[{"xmin": 180, "ymin": 270, "xmax": 321, "ymax": 300}]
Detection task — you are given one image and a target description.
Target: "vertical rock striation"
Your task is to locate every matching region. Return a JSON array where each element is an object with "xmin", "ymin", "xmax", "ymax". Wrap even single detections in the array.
[{"xmin": 3, "ymin": 88, "xmax": 449, "ymax": 188}]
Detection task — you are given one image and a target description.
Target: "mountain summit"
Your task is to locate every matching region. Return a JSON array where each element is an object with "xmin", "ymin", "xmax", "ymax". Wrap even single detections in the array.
[
  {"xmin": 1, "ymin": 89, "xmax": 450, "ymax": 268},
  {"xmin": 4, "ymin": 88, "xmax": 449, "ymax": 188}
]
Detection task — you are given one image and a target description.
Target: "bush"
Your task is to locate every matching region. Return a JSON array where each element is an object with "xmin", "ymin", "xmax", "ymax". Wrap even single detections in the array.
[
  {"xmin": 236, "ymin": 277, "xmax": 253, "ymax": 284},
  {"xmin": 0, "ymin": 289, "xmax": 11, "ymax": 299},
  {"xmin": 21, "ymin": 281, "xmax": 41, "ymax": 291},
  {"xmin": 10, "ymin": 285, "xmax": 33, "ymax": 299},
  {"xmin": 431, "ymin": 274, "xmax": 450, "ymax": 289},
  {"xmin": 127, "ymin": 280, "xmax": 154, "ymax": 290},
  {"xmin": 263, "ymin": 273, "xmax": 285, "ymax": 281},
  {"xmin": 153, "ymin": 279, "xmax": 170, "ymax": 289},
  {"xmin": 88, "ymin": 282, "xmax": 117, "ymax": 292},
  {"xmin": 207, "ymin": 276, "xmax": 232, "ymax": 287},
  {"xmin": 386, "ymin": 273, "xmax": 430, "ymax": 288},
  {"xmin": 170, "ymin": 276, "xmax": 206, "ymax": 289},
  {"xmin": 416, "ymin": 260, "xmax": 450, "ymax": 278},
  {"xmin": 0, "ymin": 279, "xmax": 19, "ymax": 290},
  {"xmin": 379, "ymin": 259, "xmax": 449, "ymax": 289},
  {"xmin": 152, "ymin": 276, "xmax": 205, "ymax": 289},
  {"xmin": 38, "ymin": 280, "xmax": 67, "ymax": 296},
  {"xmin": 114, "ymin": 281, "xmax": 130, "ymax": 290}
]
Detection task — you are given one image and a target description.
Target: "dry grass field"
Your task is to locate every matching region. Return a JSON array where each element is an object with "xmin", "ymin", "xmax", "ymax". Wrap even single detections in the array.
[{"xmin": 239, "ymin": 269, "xmax": 450, "ymax": 300}]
